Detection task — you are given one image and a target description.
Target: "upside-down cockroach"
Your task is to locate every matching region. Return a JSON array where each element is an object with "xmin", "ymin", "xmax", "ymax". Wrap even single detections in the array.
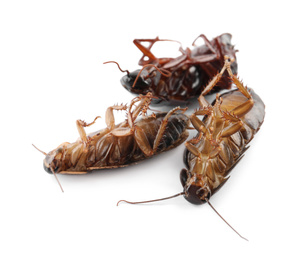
[
  {"xmin": 118, "ymin": 33, "xmax": 238, "ymax": 104},
  {"xmin": 118, "ymin": 57, "xmax": 265, "ymax": 240},
  {"xmin": 34, "ymin": 93, "xmax": 190, "ymax": 191}
]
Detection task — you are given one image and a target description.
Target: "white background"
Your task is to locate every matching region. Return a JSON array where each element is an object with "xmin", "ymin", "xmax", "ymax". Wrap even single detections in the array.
[{"xmin": 1, "ymin": 0, "xmax": 307, "ymax": 259}]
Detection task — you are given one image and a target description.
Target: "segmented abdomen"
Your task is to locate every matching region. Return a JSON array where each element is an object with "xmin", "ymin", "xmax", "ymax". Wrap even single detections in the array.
[{"xmin": 69, "ymin": 112, "xmax": 189, "ymax": 170}]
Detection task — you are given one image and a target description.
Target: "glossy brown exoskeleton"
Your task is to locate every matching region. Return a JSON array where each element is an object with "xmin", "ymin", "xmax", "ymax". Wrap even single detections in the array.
[
  {"xmin": 120, "ymin": 33, "xmax": 238, "ymax": 104},
  {"xmin": 181, "ymin": 57, "xmax": 265, "ymax": 204},
  {"xmin": 118, "ymin": 57, "xmax": 265, "ymax": 240},
  {"xmin": 37, "ymin": 93, "xmax": 189, "ymax": 188}
]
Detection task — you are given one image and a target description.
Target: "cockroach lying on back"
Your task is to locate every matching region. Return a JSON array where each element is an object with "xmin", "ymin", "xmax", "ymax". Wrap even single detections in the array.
[
  {"xmin": 34, "ymin": 92, "xmax": 190, "ymax": 191},
  {"xmin": 118, "ymin": 57, "xmax": 265, "ymax": 240},
  {"xmin": 110, "ymin": 33, "xmax": 238, "ymax": 104}
]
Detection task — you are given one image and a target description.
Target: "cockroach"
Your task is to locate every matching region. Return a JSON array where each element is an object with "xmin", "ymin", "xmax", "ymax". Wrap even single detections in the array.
[
  {"xmin": 117, "ymin": 57, "xmax": 265, "ymax": 240},
  {"xmin": 34, "ymin": 92, "xmax": 190, "ymax": 191},
  {"xmin": 118, "ymin": 33, "xmax": 238, "ymax": 104}
]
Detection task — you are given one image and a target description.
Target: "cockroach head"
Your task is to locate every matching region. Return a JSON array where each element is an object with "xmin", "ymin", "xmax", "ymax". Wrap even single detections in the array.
[
  {"xmin": 120, "ymin": 69, "xmax": 154, "ymax": 94},
  {"xmin": 121, "ymin": 64, "xmax": 171, "ymax": 95},
  {"xmin": 180, "ymin": 169, "xmax": 210, "ymax": 205},
  {"xmin": 43, "ymin": 144, "xmax": 67, "ymax": 174}
]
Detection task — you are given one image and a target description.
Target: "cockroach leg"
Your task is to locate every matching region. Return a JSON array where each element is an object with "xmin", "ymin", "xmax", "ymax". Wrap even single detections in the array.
[
  {"xmin": 130, "ymin": 93, "xmax": 153, "ymax": 123},
  {"xmin": 222, "ymin": 56, "xmax": 255, "ymax": 117},
  {"xmin": 76, "ymin": 116, "xmax": 101, "ymax": 144},
  {"xmin": 135, "ymin": 106, "xmax": 187, "ymax": 156},
  {"xmin": 134, "ymin": 126, "xmax": 154, "ymax": 156},
  {"xmin": 133, "ymin": 37, "xmax": 159, "ymax": 65},
  {"xmin": 192, "ymin": 34, "xmax": 216, "ymax": 54},
  {"xmin": 231, "ymin": 100, "xmax": 254, "ymax": 118},
  {"xmin": 152, "ymin": 107, "xmax": 187, "ymax": 152},
  {"xmin": 108, "ymin": 93, "xmax": 156, "ymax": 156},
  {"xmin": 105, "ymin": 104, "xmax": 128, "ymax": 130},
  {"xmin": 185, "ymin": 141, "xmax": 202, "ymax": 159},
  {"xmin": 111, "ymin": 94, "xmax": 153, "ymax": 135},
  {"xmin": 113, "ymin": 105, "xmax": 187, "ymax": 157},
  {"xmin": 110, "ymin": 127, "xmax": 133, "ymax": 137},
  {"xmin": 189, "ymin": 132, "xmax": 203, "ymax": 144},
  {"xmin": 198, "ymin": 59, "xmax": 229, "ymax": 107},
  {"xmin": 190, "ymin": 113, "xmax": 210, "ymax": 136},
  {"xmin": 225, "ymin": 57, "xmax": 249, "ymax": 99},
  {"xmin": 133, "ymin": 38, "xmax": 182, "ymax": 66},
  {"xmin": 220, "ymin": 120, "xmax": 243, "ymax": 138}
]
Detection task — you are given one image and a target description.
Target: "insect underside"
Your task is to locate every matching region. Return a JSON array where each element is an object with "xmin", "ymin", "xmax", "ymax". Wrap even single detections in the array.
[
  {"xmin": 182, "ymin": 57, "xmax": 265, "ymax": 205},
  {"xmin": 34, "ymin": 33, "xmax": 266, "ymax": 240},
  {"xmin": 42, "ymin": 93, "xmax": 190, "ymax": 175}
]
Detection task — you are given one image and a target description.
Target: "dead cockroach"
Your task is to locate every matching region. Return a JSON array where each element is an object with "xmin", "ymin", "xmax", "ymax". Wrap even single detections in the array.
[
  {"xmin": 34, "ymin": 93, "xmax": 190, "ymax": 191},
  {"xmin": 118, "ymin": 33, "xmax": 238, "ymax": 104},
  {"xmin": 118, "ymin": 57, "xmax": 265, "ymax": 240}
]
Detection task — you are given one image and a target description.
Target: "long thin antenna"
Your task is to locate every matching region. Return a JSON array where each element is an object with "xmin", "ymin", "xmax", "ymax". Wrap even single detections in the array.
[
  {"xmin": 205, "ymin": 198, "xmax": 248, "ymax": 241},
  {"xmin": 117, "ymin": 192, "xmax": 184, "ymax": 206},
  {"xmin": 32, "ymin": 144, "xmax": 64, "ymax": 192},
  {"xmin": 103, "ymin": 61, "xmax": 130, "ymax": 75},
  {"xmin": 50, "ymin": 167, "xmax": 64, "ymax": 193},
  {"xmin": 32, "ymin": 144, "xmax": 47, "ymax": 155}
]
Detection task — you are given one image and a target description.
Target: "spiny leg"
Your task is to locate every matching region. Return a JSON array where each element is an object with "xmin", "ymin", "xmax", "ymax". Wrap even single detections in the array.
[
  {"xmin": 152, "ymin": 107, "xmax": 187, "ymax": 152},
  {"xmin": 198, "ymin": 56, "xmax": 254, "ymax": 118},
  {"xmin": 128, "ymin": 93, "xmax": 154, "ymax": 126},
  {"xmin": 112, "ymin": 95, "xmax": 186, "ymax": 157},
  {"xmin": 76, "ymin": 116, "xmax": 101, "ymax": 144},
  {"xmin": 131, "ymin": 106, "xmax": 187, "ymax": 157},
  {"xmin": 224, "ymin": 57, "xmax": 250, "ymax": 99},
  {"xmin": 109, "ymin": 95, "xmax": 148, "ymax": 136},
  {"xmin": 223, "ymin": 56, "xmax": 254, "ymax": 117},
  {"xmin": 110, "ymin": 94, "xmax": 155, "ymax": 156},
  {"xmin": 198, "ymin": 58, "xmax": 229, "ymax": 108},
  {"xmin": 105, "ymin": 104, "xmax": 128, "ymax": 130}
]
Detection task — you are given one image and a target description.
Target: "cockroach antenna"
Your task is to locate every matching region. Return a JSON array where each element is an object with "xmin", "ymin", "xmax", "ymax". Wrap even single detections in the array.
[
  {"xmin": 117, "ymin": 192, "xmax": 185, "ymax": 206},
  {"xmin": 32, "ymin": 144, "xmax": 47, "ymax": 155},
  {"xmin": 50, "ymin": 167, "xmax": 64, "ymax": 193},
  {"xmin": 103, "ymin": 61, "xmax": 130, "ymax": 76},
  {"xmin": 204, "ymin": 198, "xmax": 248, "ymax": 241},
  {"xmin": 117, "ymin": 192, "xmax": 248, "ymax": 241},
  {"xmin": 32, "ymin": 144, "xmax": 64, "ymax": 193}
]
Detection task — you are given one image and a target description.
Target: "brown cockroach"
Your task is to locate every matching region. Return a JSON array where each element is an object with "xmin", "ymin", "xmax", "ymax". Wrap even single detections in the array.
[
  {"xmin": 34, "ymin": 92, "xmax": 190, "ymax": 191},
  {"xmin": 119, "ymin": 33, "xmax": 238, "ymax": 104},
  {"xmin": 118, "ymin": 57, "xmax": 265, "ymax": 240}
]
